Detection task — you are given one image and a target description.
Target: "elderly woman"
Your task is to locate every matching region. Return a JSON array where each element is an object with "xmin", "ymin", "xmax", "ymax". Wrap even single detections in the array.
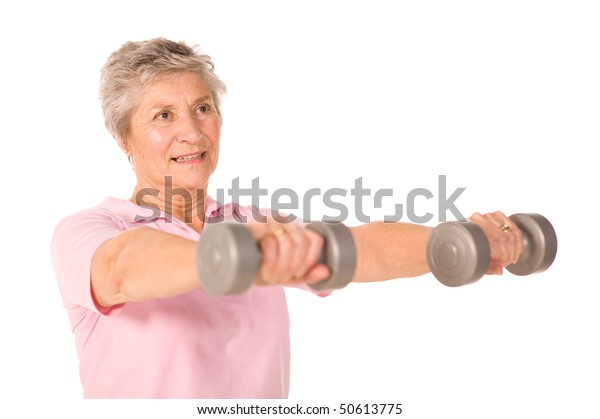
[{"xmin": 51, "ymin": 38, "xmax": 523, "ymax": 398}]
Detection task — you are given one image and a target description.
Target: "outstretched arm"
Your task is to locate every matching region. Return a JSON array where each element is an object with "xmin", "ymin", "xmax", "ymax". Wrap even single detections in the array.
[
  {"xmin": 91, "ymin": 215, "xmax": 331, "ymax": 307},
  {"xmin": 350, "ymin": 222, "xmax": 433, "ymax": 283},
  {"xmin": 91, "ymin": 227, "xmax": 199, "ymax": 308},
  {"xmin": 349, "ymin": 211, "xmax": 524, "ymax": 284}
]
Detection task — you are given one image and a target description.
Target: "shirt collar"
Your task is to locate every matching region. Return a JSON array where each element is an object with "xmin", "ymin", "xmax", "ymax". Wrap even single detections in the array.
[{"xmin": 102, "ymin": 195, "xmax": 223, "ymax": 224}]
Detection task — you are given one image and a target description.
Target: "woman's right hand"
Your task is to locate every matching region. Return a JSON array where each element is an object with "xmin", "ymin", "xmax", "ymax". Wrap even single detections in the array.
[{"xmin": 246, "ymin": 215, "xmax": 331, "ymax": 287}]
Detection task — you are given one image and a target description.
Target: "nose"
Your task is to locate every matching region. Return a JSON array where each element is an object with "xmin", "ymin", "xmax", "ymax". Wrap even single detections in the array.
[{"xmin": 175, "ymin": 113, "xmax": 203, "ymax": 143}]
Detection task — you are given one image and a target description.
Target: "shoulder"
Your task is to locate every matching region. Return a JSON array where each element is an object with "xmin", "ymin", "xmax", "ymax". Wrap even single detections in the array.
[
  {"xmin": 51, "ymin": 197, "xmax": 152, "ymax": 254},
  {"xmin": 54, "ymin": 197, "xmax": 140, "ymax": 232}
]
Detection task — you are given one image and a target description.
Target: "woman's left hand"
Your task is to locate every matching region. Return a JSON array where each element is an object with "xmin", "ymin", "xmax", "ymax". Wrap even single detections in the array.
[{"xmin": 469, "ymin": 211, "xmax": 525, "ymax": 275}]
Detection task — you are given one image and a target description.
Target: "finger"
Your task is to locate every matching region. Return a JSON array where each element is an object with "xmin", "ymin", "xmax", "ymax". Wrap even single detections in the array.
[
  {"xmin": 471, "ymin": 212, "xmax": 515, "ymax": 269},
  {"xmin": 486, "ymin": 261, "xmax": 504, "ymax": 276},
  {"xmin": 256, "ymin": 213, "xmax": 294, "ymax": 283},
  {"xmin": 491, "ymin": 211, "xmax": 524, "ymax": 265},
  {"xmin": 486, "ymin": 212, "xmax": 518, "ymax": 267},
  {"xmin": 295, "ymin": 228, "xmax": 324, "ymax": 278},
  {"xmin": 270, "ymin": 229, "xmax": 295, "ymax": 282},
  {"xmin": 469, "ymin": 211, "xmax": 484, "ymax": 221},
  {"xmin": 499, "ymin": 214, "xmax": 524, "ymax": 265},
  {"xmin": 282, "ymin": 224, "xmax": 311, "ymax": 279},
  {"xmin": 490, "ymin": 212, "xmax": 516, "ymax": 263},
  {"xmin": 303, "ymin": 264, "xmax": 331, "ymax": 284},
  {"xmin": 259, "ymin": 234, "xmax": 279, "ymax": 284},
  {"xmin": 471, "ymin": 212, "xmax": 508, "ymax": 266},
  {"xmin": 486, "ymin": 212, "xmax": 514, "ymax": 266}
]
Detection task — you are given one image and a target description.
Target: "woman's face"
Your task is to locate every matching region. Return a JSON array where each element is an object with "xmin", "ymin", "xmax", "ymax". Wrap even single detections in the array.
[{"xmin": 127, "ymin": 72, "xmax": 221, "ymax": 193}]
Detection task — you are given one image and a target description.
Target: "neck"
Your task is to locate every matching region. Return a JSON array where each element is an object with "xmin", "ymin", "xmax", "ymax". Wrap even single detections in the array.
[{"xmin": 131, "ymin": 184, "xmax": 208, "ymax": 233}]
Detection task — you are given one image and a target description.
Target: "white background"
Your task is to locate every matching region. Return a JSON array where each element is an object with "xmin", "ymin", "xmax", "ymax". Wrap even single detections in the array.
[{"xmin": 1, "ymin": 1, "xmax": 598, "ymax": 418}]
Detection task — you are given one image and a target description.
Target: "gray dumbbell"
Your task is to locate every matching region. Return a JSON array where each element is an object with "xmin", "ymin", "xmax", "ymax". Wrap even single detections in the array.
[
  {"xmin": 197, "ymin": 221, "xmax": 357, "ymax": 296},
  {"xmin": 426, "ymin": 213, "xmax": 557, "ymax": 287}
]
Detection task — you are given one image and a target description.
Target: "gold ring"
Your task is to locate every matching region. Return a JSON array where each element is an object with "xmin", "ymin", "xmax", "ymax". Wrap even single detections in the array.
[
  {"xmin": 499, "ymin": 224, "xmax": 512, "ymax": 233},
  {"xmin": 260, "ymin": 227, "xmax": 287, "ymax": 242}
]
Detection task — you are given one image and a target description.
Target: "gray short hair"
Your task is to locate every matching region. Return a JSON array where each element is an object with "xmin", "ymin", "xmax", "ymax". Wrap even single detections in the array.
[{"xmin": 100, "ymin": 38, "xmax": 227, "ymax": 146}]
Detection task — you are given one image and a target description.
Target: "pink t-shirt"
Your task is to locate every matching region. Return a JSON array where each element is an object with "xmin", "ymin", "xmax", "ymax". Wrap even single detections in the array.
[{"xmin": 50, "ymin": 196, "xmax": 293, "ymax": 399}]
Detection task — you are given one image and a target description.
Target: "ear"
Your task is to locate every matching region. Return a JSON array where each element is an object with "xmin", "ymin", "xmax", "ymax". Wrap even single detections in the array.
[
  {"xmin": 116, "ymin": 138, "xmax": 133, "ymax": 165},
  {"xmin": 117, "ymin": 137, "xmax": 130, "ymax": 156}
]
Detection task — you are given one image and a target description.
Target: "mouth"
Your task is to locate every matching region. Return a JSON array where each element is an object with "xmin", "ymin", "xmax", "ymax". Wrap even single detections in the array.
[{"xmin": 172, "ymin": 151, "xmax": 207, "ymax": 163}]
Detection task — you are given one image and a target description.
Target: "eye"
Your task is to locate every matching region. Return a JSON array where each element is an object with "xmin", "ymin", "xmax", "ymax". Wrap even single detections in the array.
[
  {"xmin": 197, "ymin": 103, "xmax": 212, "ymax": 114},
  {"xmin": 155, "ymin": 111, "xmax": 171, "ymax": 120}
]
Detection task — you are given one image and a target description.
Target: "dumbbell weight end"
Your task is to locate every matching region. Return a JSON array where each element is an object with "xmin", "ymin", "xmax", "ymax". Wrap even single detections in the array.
[
  {"xmin": 197, "ymin": 223, "xmax": 260, "ymax": 296},
  {"xmin": 426, "ymin": 221, "xmax": 491, "ymax": 287},
  {"xmin": 306, "ymin": 221, "xmax": 356, "ymax": 292},
  {"xmin": 505, "ymin": 213, "xmax": 557, "ymax": 276}
]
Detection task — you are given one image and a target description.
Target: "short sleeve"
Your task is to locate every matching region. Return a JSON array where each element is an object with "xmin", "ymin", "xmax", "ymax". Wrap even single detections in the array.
[{"xmin": 50, "ymin": 209, "xmax": 126, "ymax": 315}]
